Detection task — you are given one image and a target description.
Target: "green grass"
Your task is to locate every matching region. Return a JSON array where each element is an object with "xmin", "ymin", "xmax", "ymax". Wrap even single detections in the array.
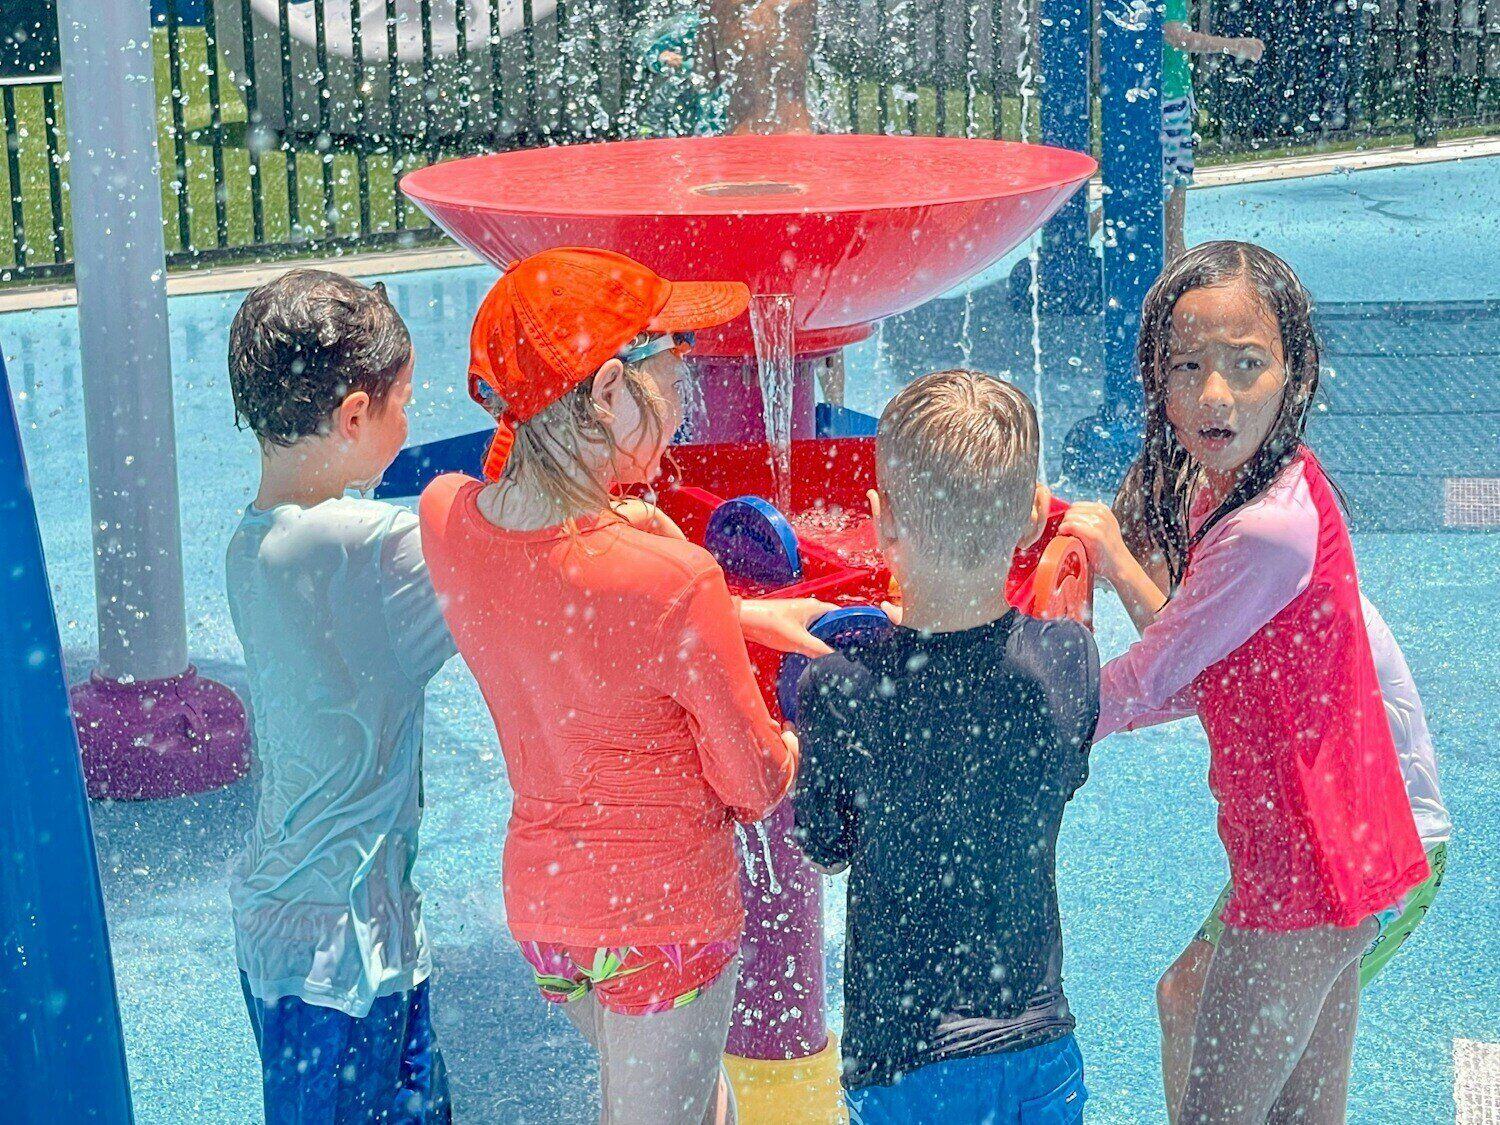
[
  {"xmin": 1, "ymin": 28, "xmax": 433, "ymax": 284},
  {"xmin": 1, "ymin": 29, "xmax": 1491, "ymax": 289}
]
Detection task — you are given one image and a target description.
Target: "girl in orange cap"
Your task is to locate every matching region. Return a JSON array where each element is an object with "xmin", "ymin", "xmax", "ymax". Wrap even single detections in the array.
[{"xmin": 421, "ymin": 248, "xmax": 829, "ymax": 1123}]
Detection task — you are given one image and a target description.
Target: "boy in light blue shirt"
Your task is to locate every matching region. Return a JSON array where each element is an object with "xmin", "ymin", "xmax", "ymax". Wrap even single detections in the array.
[{"xmin": 225, "ymin": 269, "xmax": 454, "ymax": 1123}]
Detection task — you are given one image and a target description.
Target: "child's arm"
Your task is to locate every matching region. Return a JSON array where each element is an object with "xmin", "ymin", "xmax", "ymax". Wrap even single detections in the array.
[
  {"xmin": 1361, "ymin": 596, "xmax": 1428, "ymax": 755},
  {"xmin": 1031, "ymin": 617, "xmax": 1102, "ymax": 795},
  {"xmin": 1361, "ymin": 594, "xmax": 1449, "ymax": 843},
  {"xmin": 613, "ymin": 496, "xmax": 689, "ymax": 541},
  {"xmin": 658, "ymin": 567, "xmax": 799, "ymax": 822},
  {"xmin": 790, "ymin": 661, "xmax": 862, "ymax": 873},
  {"xmin": 1066, "ymin": 492, "xmax": 1317, "ymax": 742},
  {"xmin": 378, "ymin": 508, "xmax": 457, "ymax": 687},
  {"xmin": 1061, "ymin": 502, "xmax": 1170, "ymax": 635},
  {"xmin": 1165, "ymin": 21, "xmax": 1264, "ymax": 62},
  {"xmin": 614, "ymin": 499, "xmax": 837, "ymax": 655},
  {"xmin": 632, "ymin": 9, "xmax": 698, "ymax": 74},
  {"xmin": 739, "ymin": 598, "xmax": 836, "ymax": 656}
]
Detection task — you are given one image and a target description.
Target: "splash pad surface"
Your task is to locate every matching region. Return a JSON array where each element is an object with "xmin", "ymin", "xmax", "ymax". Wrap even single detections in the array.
[{"xmin": 400, "ymin": 134, "xmax": 1096, "ymax": 354}]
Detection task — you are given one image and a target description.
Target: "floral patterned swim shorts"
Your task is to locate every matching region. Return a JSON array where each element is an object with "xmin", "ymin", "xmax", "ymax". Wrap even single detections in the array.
[{"xmin": 518, "ymin": 939, "xmax": 740, "ymax": 1016}]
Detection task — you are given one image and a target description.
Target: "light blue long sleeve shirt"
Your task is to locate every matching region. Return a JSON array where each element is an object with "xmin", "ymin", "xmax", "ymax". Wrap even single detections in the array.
[{"xmin": 225, "ymin": 497, "xmax": 456, "ymax": 1017}]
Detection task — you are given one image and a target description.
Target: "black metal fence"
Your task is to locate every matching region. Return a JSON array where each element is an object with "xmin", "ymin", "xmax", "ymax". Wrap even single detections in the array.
[
  {"xmin": 1, "ymin": 0, "xmax": 1495, "ymax": 287},
  {"xmin": 1194, "ymin": 0, "xmax": 1498, "ymax": 152}
]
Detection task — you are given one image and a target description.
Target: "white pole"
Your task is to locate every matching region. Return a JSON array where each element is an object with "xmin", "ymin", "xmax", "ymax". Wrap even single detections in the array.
[
  {"xmin": 56, "ymin": 0, "xmax": 186, "ymax": 680},
  {"xmin": 57, "ymin": 0, "xmax": 247, "ymax": 799}
]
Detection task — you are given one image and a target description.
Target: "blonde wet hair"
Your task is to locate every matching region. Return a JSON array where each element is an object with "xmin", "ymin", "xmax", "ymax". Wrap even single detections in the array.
[
  {"xmin": 494, "ymin": 339, "xmax": 673, "ymax": 523},
  {"xmin": 876, "ymin": 369, "xmax": 1040, "ymax": 572}
]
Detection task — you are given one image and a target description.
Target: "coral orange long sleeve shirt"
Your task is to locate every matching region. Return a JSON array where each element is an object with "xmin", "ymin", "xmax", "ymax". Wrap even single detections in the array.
[{"xmin": 420, "ymin": 474, "xmax": 794, "ymax": 947}]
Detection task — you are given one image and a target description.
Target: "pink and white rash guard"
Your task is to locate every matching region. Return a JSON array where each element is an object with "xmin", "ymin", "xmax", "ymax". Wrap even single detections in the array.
[{"xmin": 1095, "ymin": 449, "xmax": 1430, "ymax": 930}]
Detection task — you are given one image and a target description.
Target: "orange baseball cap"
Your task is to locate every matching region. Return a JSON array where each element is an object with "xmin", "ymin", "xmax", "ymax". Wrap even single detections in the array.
[{"xmin": 469, "ymin": 247, "xmax": 750, "ymax": 478}]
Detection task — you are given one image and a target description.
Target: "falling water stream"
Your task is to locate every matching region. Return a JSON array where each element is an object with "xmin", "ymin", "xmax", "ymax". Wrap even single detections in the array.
[
  {"xmin": 1015, "ymin": 0, "xmax": 1048, "ymax": 475},
  {"xmin": 750, "ymin": 292, "xmax": 797, "ymax": 514},
  {"xmin": 956, "ymin": 2, "xmax": 983, "ymax": 370}
]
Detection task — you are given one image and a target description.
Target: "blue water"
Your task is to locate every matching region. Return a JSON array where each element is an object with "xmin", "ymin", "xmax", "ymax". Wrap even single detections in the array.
[{"xmin": 3, "ymin": 156, "xmax": 1497, "ymax": 1122}]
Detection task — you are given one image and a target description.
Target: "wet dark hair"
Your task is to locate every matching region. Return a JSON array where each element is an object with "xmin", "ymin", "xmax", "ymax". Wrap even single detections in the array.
[
  {"xmin": 1113, "ymin": 241, "xmax": 1323, "ymax": 590},
  {"xmin": 228, "ymin": 268, "xmax": 412, "ymax": 447}
]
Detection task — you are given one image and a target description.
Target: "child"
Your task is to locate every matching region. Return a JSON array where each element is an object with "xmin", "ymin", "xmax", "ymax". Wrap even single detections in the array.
[
  {"xmin": 627, "ymin": 2, "xmax": 729, "ymax": 137},
  {"xmin": 419, "ymin": 247, "xmax": 825, "ymax": 1123},
  {"xmin": 705, "ymin": 0, "xmax": 817, "ymax": 134},
  {"xmin": 1060, "ymin": 241, "xmax": 1429, "ymax": 1122},
  {"xmin": 1108, "ymin": 470, "xmax": 1452, "ymax": 1119},
  {"xmin": 225, "ymin": 269, "xmax": 454, "ymax": 1123},
  {"xmin": 1150, "ymin": 595, "xmax": 1450, "ymax": 1120},
  {"xmin": 793, "ymin": 370, "xmax": 1099, "ymax": 1122},
  {"xmin": 1160, "ymin": 4, "xmax": 1263, "ymax": 260}
]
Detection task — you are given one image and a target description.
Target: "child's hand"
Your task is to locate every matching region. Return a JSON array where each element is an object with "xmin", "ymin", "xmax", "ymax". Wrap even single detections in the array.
[
  {"xmin": 1231, "ymin": 37, "xmax": 1264, "ymax": 62},
  {"xmin": 740, "ymin": 598, "xmax": 837, "ymax": 656},
  {"xmin": 658, "ymin": 48, "xmax": 685, "ymax": 70},
  {"xmin": 1058, "ymin": 502, "xmax": 1132, "ymax": 585},
  {"xmin": 613, "ymin": 496, "xmax": 688, "ymax": 541}
]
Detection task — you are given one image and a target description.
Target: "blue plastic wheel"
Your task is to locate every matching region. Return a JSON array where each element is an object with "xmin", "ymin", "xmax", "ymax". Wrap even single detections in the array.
[
  {"xmin": 776, "ymin": 606, "xmax": 895, "ymax": 723},
  {"xmin": 705, "ymin": 495, "xmax": 803, "ymax": 588}
]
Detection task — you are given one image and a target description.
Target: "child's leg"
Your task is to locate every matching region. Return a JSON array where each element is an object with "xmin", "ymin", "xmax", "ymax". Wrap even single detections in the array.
[
  {"xmin": 1161, "ymin": 95, "xmax": 1195, "ymax": 260},
  {"xmin": 1157, "ymin": 938, "xmax": 1215, "ymax": 1122},
  {"xmin": 815, "ymin": 352, "xmax": 845, "ymax": 410},
  {"xmin": 392, "ymin": 980, "xmax": 452, "ymax": 1123},
  {"xmin": 241, "ymin": 974, "xmax": 431, "ymax": 1125},
  {"xmin": 561, "ymin": 991, "xmax": 616, "ymax": 1117},
  {"xmin": 1267, "ymin": 957, "xmax": 1361, "ymax": 1125},
  {"xmin": 1165, "ymin": 186, "xmax": 1188, "ymax": 262},
  {"xmin": 1178, "ymin": 919, "xmax": 1376, "ymax": 1125},
  {"xmin": 1161, "ymin": 882, "xmax": 1235, "ymax": 1120},
  {"xmin": 593, "ymin": 959, "xmax": 740, "ymax": 1124}
]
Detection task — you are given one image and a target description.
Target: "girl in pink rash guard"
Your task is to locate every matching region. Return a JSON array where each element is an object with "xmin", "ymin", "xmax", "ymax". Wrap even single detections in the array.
[{"xmin": 1060, "ymin": 242, "xmax": 1428, "ymax": 1124}]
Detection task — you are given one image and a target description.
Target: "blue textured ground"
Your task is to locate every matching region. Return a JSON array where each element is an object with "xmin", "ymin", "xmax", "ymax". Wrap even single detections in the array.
[{"xmin": 3, "ymin": 154, "xmax": 1497, "ymax": 1122}]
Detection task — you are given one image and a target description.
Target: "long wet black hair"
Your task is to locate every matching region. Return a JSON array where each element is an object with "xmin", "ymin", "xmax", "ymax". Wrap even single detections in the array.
[{"xmin": 1114, "ymin": 241, "xmax": 1326, "ymax": 591}]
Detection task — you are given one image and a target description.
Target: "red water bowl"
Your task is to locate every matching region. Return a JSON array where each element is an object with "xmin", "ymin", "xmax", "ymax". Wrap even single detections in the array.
[{"xmin": 400, "ymin": 134, "xmax": 1096, "ymax": 356}]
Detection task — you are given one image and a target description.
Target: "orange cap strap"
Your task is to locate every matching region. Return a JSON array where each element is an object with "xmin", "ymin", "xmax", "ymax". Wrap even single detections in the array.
[{"xmin": 482, "ymin": 422, "xmax": 515, "ymax": 482}]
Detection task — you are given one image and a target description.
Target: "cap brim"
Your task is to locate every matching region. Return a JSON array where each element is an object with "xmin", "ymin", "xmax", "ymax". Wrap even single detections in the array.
[{"xmin": 649, "ymin": 280, "xmax": 752, "ymax": 333}]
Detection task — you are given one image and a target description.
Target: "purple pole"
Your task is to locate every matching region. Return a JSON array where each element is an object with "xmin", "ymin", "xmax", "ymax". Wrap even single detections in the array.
[
  {"xmin": 687, "ymin": 355, "xmax": 819, "ymax": 444},
  {"xmin": 728, "ymin": 800, "xmax": 828, "ymax": 1059},
  {"xmin": 693, "ymin": 342, "xmax": 833, "ymax": 1065}
]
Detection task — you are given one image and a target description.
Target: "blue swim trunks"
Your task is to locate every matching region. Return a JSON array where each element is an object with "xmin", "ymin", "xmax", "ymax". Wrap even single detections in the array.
[
  {"xmin": 240, "ymin": 974, "xmax": 451, "ymax": 1124},
  {"xmin": 846, "ymin": 1033, "xmax": 1086, "ymax": 1124}
]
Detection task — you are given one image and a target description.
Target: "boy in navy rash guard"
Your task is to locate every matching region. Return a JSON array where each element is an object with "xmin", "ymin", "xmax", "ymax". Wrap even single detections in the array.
[{"xmin": 793, "ymin": 370, "xmax": 1099, "ymax": 1123}]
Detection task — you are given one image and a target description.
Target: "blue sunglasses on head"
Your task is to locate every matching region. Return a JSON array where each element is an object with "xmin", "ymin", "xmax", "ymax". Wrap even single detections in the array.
[{"xmin": 619, "ymin": 331, "xmax": 695, "ymax": 364}]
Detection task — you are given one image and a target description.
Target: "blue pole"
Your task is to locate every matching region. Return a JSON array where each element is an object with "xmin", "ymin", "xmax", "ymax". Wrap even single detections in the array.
[
  {"xmin": 0, "ymin": 350, "xmax": 135, "ymax": 1122},
  {"xmin": 1063, "ymin": 0, "xmax": 1164, "ymax": 489},
  {"xmin": 1035, "ymin": 0, "xmax": 1098, "ymax": 313},
  {"xmin": 1101, "ymin": 0, "xmax": 1164, "ymax": 405}
]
